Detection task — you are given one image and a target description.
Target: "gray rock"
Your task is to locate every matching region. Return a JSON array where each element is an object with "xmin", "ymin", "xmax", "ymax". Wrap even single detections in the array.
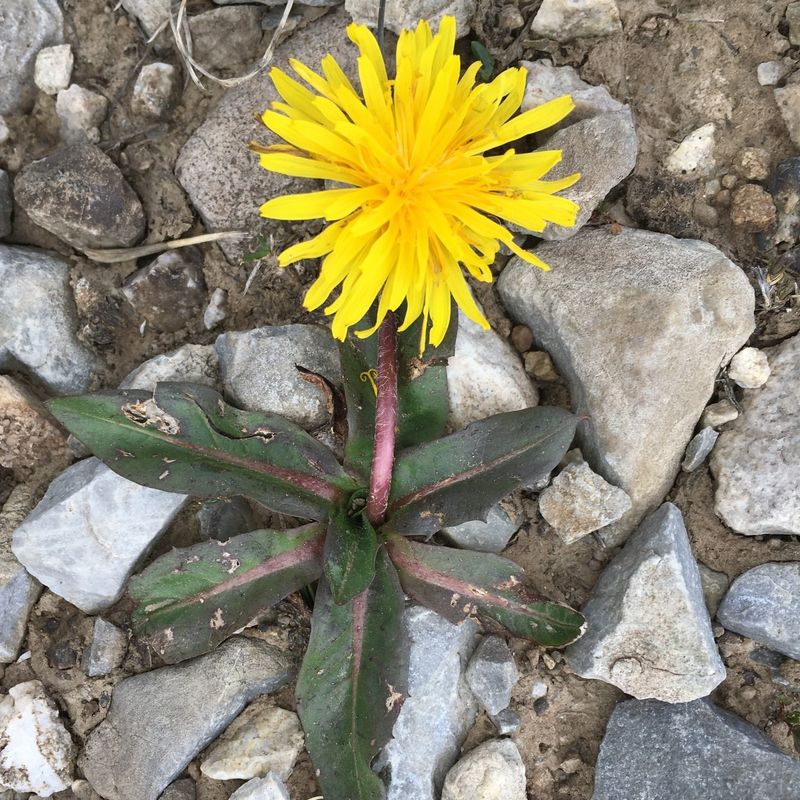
[
  {"xmin": 532, "ymin": 110, "xmax": 637, "ymax": 240},
  {"xmin": 775, "ymin": 84, "xmax": 800, "ymax": 149},
  {"xmin": 131, "ymin": 62, "xmax": 176, "ymax": 118},
  {"xmin": 711, "ymin": 332, "xmax": 800, "ymax": 536},
  {"xmin": 520, "ymin": 59, "xmax": 624, "ymax": 127},
  {"xmin": 538, "ymin": 461, "xmax": 632, "ymax": 544},
  {"xmin": 119, "ymin": 343, "xmax": 221, "ymax": 391},
  {"xmin": 375, "ymin": 606, "xmax": 480, "ymax": 800},
  {"xmin": 345, "ymin": 0, "xmax": 476, "ymax": 36},
  {"xmin": 229, "ymin": 773, "xmax": 290, "ymax": 800},
  {"xmin": 757, "ymin": 61, "xmax": 783, "ymax": 86},
  {"xmin": 12, "ymin": 457, "xmax": 188, "ymax": 613},
  {"xmin": 0, "ymin": 169, "xmax": 12, "ymax": 238},
  {"xmin": 728, "ymin": 346, "xmax": 770, "ymax": 388},
  {"xmin": 121, "ymin": 248, "xmax": 206, "ymax": 333},
  {"xmin": 681, "ymin": 427, "xmax": 719, "ymax": 472},
  {"xmin": 497, "ymin": 228, "xmax": 754, "ymax": 544},
  {"xmin": 465, "ymin": 636, "xmax": 519, "ymax": 716},
  {"xmin": 717, "ymin": 563, "xmax": 800, "ymax": 660},
  {"xmin": 565, "ymin": 504, "xmax": 725, "ymax": 703},
  {"xmin": 0, "ymin": 0, "xmax": 64, "ymax": 115},
  {"xmin": 120, "ymin": 0, "xmax": 171, "ymax": 37},
  {"xmin": 82, "ymin": 618, "xmax": 128, "ymax": 677},
  {"xmin": 201, "ymin": 703, "xmax": 303, "ymax": 780},
  {"xmin": 530, "ymin": 0, "xmax": 621, "ymax": 41},
  {"xmin": 215, "ymin": 324, "xmax": 340, "ymax": 430},
  {"xmin": 440, "ymin": 497, "xmax": 522, "ymax": 554},
  {"xmin": 198, "ymin": 497, "xmax": 257, "ymax": 541},
  {"xmin": 0, "ymin": 116, "xmax": 8, "ymax": 144},
  {"xmin": 33, "ymin": 43, "xmax": 73, "ymax": 95},
  {"xmin": 698, "ymin": 564, "xmax": 729, "ymax": 618},
  {"xmin": 446, "ymin": 312, "xmax": 537, "ymax": 431},
  {"xmin": 55, "ymin": 84, "xmax": 108, "ymax": 143},
  {"xmin": 188, "ymin": 7, "xmax": 266, "ymax": 72},
  {"xmin": 14, "ymin": 142, "xmax": 145, "ymax": 250},
  {"xmin": 80, "ymin": 637, "xmax": 293, "ymax": 800},
  {"xmin": 0, "ymin": 553, "xmax": 40, "ymax": 663},
  {"xmin": 788, "ymin": 2, "xmax": 800, "ymax": 46},
  {"xmin": 441, "ymin": 739, "xmax": 526, "ymax": 800},
  {"xmin": 160, "ymin": 779, "xmax": 196, "ymax": 800},
  {"xmin": 0, "ymin": 679, "xmax": 75, "ymax": 796},
  {"xmin": 490, "ymin": 708, "xmax": 521, "ymax": 735},
  {"xmin": 701, "ymin": 399, "xmax": 739, "ymax": 428},
  {"xmin": 176, "ymin": 9, "xmax": 355, "ymax": 260},
  {"xmin": 0, "ymin": 245, "xmax": 99, "ymax": 394},
  {"xmin": 593, "ymin": 698, "xmax": 800, "ymax": 800}
]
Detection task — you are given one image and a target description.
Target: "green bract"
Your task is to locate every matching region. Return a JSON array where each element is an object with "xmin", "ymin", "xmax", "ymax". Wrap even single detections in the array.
[{"xmin": 48, "ymin": 315, "xmax": 585, "ymax": 800}]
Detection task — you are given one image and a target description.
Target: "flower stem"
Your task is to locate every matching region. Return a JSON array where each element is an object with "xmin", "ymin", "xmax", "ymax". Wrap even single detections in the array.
[{"xmin": 366, "ymin": 312, "xmax": 398, "ymax": 527}]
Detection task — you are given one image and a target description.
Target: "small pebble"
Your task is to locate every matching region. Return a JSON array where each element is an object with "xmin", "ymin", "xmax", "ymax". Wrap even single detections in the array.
[
  {"xmin": 681, "ymin": 426, "xmax": 719, "ymax": 472},
  {"xmin": 34, "ymin": 44, "xmax": 73, "ymax": 95},
  {"xmin": 203, "ymin": 287, "xmax": 228, "ymax": 330},
  {"xmin": 693, "ymin": 200, "xmax": 718, "ymax": 227},
  {"xmin": 0, "ymin": 116, "xmax": 9, "ymax": 144},
  {"xmin": 735, "ymin": 147, "xmax": 770, "ymax": 182},
  {"xmin": 729, "ymin": 184, "xmax": 776, "ymax": 232},
  {"xmin": 728, "ymin": 347, "xmax": 771, "ymax": 388},
  {"xmin": 721, "ymin": 173, "xmax": 738, "ymax": 189},
  {"xmin": 560, "ymin": 757, "xmax": 583, "ymax": 775},
  {"xmin": 491, "ymin": 708, "xmax": 522, "ymax": 735},
  {"xmin": 498, "ymin": 4, "xmax": 525, "ymax": 31},
  {"xmin": 510, "ymin": 324, "xmax": 533, "ymax": 353},
  {"xmin": 530, "ymin": 680, "xmax": 548, "ymax": 699},
  {"xmin": 713, "ymin": 188, "xmax": 731, "ymax": 208},
  {"xmin": 132, "ymin": 63, "xmax": 176, "ymax": 118},
  {"xmin": 701, "ymin": 399, "xmax": 739, "ymax": 427},
  {"xmin": 542, "ymin": 652, "xmax": 557, "ymax": 670},
  {"xmin": 56, "ymin": 84, "xmax": 108, "ymax": 143},
  {"xmin": 665, "ymin": 123, "xmax": 716, "ymax": 178},
  {"xmin": 757, "ymin": 61, "xmax": 783, "ymax": 86},
  {"xmin": 533, "ymin": 697, "xmax": 550, "ymax": 716},
  {"xmin": 524, "ymin": 350, "xmax": 559, "ymax": 381}
]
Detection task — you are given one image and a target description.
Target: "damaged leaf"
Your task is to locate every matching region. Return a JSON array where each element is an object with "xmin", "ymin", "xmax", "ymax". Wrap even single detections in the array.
[
  {"xmin": 129, "ymin": 523, "xmax": 325, "ymax": 663},
  {"xmin": 387, "ymin": 535, "xmax": 585, "ymax": 647},
  {"xmin": 324, "ymin": 507, "xmax": 379, "ymax": 605},
  {"xmin": 48, "ymin": 382, "xmax": 359, "ymax": 520}
]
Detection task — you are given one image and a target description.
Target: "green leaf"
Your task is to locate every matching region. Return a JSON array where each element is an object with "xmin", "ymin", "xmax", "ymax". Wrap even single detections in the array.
[
  {"xmin": 129, "ymin": 523, "xmax": 325, "ymax": 663},
  {"xmin": 339, "ymin": 310, "xmax": 458, "ymax": 481},
  {"xmin": 387, "ymin": 535, "xmax": 585, "ymax": 647},
  {"xmin": 48, "ymin": 382, "xmax": 358, "ymax": 520},
  {"xmin": 470, "ymin": 40, "xmax": 494, "ymax": 82},
  {"xmin": 385, "ymin": 407, "xmax": 576, "ymax": 536},
  {"xmin": 297, "ymin": 550, "xmax": 407, "ymax": 800},
  {"xmin": 324, "ymin": 508, "xmax": 379, "ymax": 605}
]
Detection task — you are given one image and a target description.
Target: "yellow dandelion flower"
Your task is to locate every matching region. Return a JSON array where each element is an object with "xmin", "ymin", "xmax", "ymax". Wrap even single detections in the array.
[{"xmin": 255, "ymin": 15, "xmax": 580, "ymax": 347}]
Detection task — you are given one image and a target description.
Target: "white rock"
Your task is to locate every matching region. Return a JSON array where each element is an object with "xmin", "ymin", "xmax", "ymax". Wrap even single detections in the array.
[
  {"xmin": 201, "ymin": 704, "xmax": 304, "ymax": 781},
  {"xmin": 498, "ymin": 228, "xmax": 754, "ymax": 545},
  {"xmin": 520, "ymin": 59, "xmax": 624, "ymax": 126},
  {"xmin": 711, "ymin": 333, "xmax": 800, "ymax": 536},
  {"xmin": 538, "ymin": 461, "xmax": 632, "ymax": 544},
  {"xmin": 121, "ymin": 0, "xmax": 172, "ymax": 37},
  {"xmin": 665, "ymin": 123, "xmax": 717, "ymax": 179},
  {"xmin": 757, "ymin": 61, "xmax": 783, "ymax": 86},
  {"xmin": 441, "ymin": 739, "xmax": 526, "ymax": 800},
  {"xmin": 681, "ymin": 427, "xmax": 719, "ymax": 472},
  {"xmin": 0, "ymin": 680, "xmax": 74, "ymax": 796},
  {"xmin": 120, "ymin": 343, "xmax": 221, "ymax": 391},
  {"xmin": 701, "ymin": 399, "xmax": 739, "ymax": 428},
  {"xmin": 229, "ymin": 773, "xmax": 290, "ymax": 800},
  {"xmin": 345, "ymin": 0, "xmax": 477, "ymax": 37},
  {"xmin": 12, "ymin": 457, "xmax": 188, "ymax": 613},
  {"xmin": 203, "ymin": 287, "xmax": 228, "ymax": 330},
  {"xmin": 375, "ymin": 606, "xmax": 480, "ymax": 800},
  {"xmin": 215, "ymin": 324, "xmax": 340, "ymax": 430},
  {"xmin": 565, "ymin": 504, "xmax": 725, "ymax": 703},
  {"xmin": 531, "ymin": 0, "xmax": 622, "ymax": 42},
  {"xmin": 446, "ymin": 312, "xmax": 537, "ymax": 431},
  {"xmin": 55, "ymin": 84, "xmax": 108, "ymax": 143},
  {"xmin": 727, "ymin": 346, "xmax": 771, "ymax": 388},
  {"xmin": 131, "ymin": 62, "xmax": 175, "ymax": 117},
  {"xmin": 533, "ymin": 109, "xmax": 638, "ymax": 240},
  {"xmin": 82, "ymin": 618, "xmax": 128, "ymax": 677},
  {"xmin": 34, "ymin": 44, "xmax": 73, "ymax": 95},
  {"xmin": 0, "ymin": 116, "xmax": 9, "ymax": 144}
]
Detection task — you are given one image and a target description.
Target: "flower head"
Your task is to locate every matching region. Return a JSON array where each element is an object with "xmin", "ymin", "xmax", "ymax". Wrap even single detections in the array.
[{"xmin": 255, "ymin": 16, "xmax": 579, "ymax": 347}]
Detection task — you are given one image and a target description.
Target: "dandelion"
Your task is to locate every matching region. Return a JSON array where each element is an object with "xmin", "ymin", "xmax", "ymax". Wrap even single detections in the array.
[{"xmin": 254, "ymin": 16, "xmax": 580, "ymax": 347}]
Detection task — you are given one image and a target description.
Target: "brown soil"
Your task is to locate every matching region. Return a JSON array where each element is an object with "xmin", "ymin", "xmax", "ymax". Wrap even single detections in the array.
[{"xmin": 2, "ymin": 1, "xmax": 800, "ymax": 799}]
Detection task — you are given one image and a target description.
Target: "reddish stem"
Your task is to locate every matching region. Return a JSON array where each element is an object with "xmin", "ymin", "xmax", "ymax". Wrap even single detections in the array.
[{"xmin": 366, "ymin": 312, "xmax": 398, "ymax": 527}]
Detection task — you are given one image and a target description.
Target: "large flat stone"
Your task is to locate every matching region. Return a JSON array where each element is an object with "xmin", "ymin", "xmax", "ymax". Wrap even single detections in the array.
[
  {"xmin": 717, "ymin": 562, "xmax": 800, "ymax": 660},
  {"xmin": 497, "ymin": 228, "xmax": 754, "ymax": 544},
  {"xmin": 80, "ymin": 637, "xmax": 293, "ymax": 800},
  {"xmin": 12, "ymin": 457, "xmax": 187, "ymax": 613},
  {"xmin": 593, "ymin": 698, "xmax": 800, "ymax": 800},
  {"xmin": 175, "ymin": 9, "xmax": 355, "ymax": 260},
  {"xmin": 0, "ymin": 245, "xmax": 99, "ymax": 394},
  {"xmin": 566, "ymin": 504, "xmax": 724, "ymax": 702},
  {"xmin": 711, "ymin": 332, "xmax": 800, "ymax": 535}
]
